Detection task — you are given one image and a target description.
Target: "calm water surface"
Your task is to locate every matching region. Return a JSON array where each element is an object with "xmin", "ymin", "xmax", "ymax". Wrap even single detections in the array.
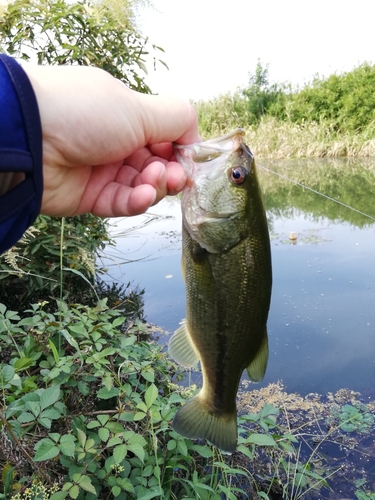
[{"xmin": 101, "ymin": 158, "xmax": 375, "ymax": 398}]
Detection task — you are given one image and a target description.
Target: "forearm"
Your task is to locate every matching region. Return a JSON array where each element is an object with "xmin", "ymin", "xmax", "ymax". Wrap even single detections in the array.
[{"xmin": 0, "ymin": 54, "xmax": 43, "ymax": 254}]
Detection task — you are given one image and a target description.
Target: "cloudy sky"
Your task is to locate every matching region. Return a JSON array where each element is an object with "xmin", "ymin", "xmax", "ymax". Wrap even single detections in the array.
[{"xmin": 138, "ymin": 0, "xmax": 375, "ymax": 100}]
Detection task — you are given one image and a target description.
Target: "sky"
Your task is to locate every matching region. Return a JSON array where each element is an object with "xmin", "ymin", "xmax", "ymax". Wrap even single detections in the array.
[{"xmin": 137, "ymin": 0, "xmax": 375, "ymax": 101}]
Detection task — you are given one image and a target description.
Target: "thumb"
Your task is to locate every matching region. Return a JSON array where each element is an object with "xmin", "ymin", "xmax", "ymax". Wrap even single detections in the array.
[{"xmin": 134, "ymin": 92, "xmax": 200, "ymax": 146}]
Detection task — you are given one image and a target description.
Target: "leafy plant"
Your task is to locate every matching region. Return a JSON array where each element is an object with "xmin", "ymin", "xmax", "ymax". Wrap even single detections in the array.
[
  {"xmin": 0, "ymin": 300, "xmax": 332, "ymax": 499},
  {"xmin": 328, "ymin": 403, "xmax": 375, "ymax": 434},
  {"xmin": 0, "ymin": 215, "xmax": 112, "ymax": 303},
  {"xmin": 355, "ymin": 479, "xmax": 375, "ymax": 500},
  {"xmin": 0, "ymin": 0, "xmax": 165, "ymax": 93}
]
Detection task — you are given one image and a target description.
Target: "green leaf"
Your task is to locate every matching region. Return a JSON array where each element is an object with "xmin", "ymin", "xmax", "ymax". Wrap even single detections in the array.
[
  {"xmin": 112, "ymin": 485, "xmax": 121, "ymax": 497},
  {"xmin": 127, "ymin": 432, "xmax": 147, "ymax": 447},
  {"xmin": 77, "ymin": 474, "xmax": 96, "ymax": 494},
  {"xmin": 246, "ymin": 433, "xmax": 277, "ymax": 446},
  {"xmin": 62, "ymin": 267, "xmax": 96, "ymax": 291},
  {"xmin": 49, "ymin": 492, "xmax": 68, "ymax": 500},
  {"xmin": 257, "ymin": 493, "xmax": 270, "ymax": 499},
  {"xmin": 144, "ymin": 384, "xmax": 158, "ymax": 409},
  {"xmin": 87, "ymin": 420, "xmax": 100, "ymax": 429},
  {"xmin": 191, "ymin": 444, "xmax": 213, "ymax": 458},
  {"xmin": 41, "ymin": 408, "xmax": 62, "ymax": 420},
  {"xmin": 59, "ymin": 435, "xmax": 76, "ymax": 456},
  {"xmin": 77, "ymin": 380, "xmax": 89, "ymax": 395},
  {"xmin": 40, "ymin": 385, "xmax": 61, "ymax": 410},
  {"xmin": 112, "ymin": 316, "xmax": 126, "ymax": 328},
  {"xmin": 98, "ymin": 427, "xmax": 110, "ymax": 442},
  {"xmin": 142, "ymin": 465, "xmax": 153, "ymax": 477},
  {"xmin": 68, "ymin": 324, "xmax": 88, "ymax": 336},
  {"xmin": 97, "ymin": 414, "xmax": 110, "ymax": 425},
  {"xmin": 1, "ymin": 365, "xmax": 15, "ymax": 383},
  {"xmin": 61, "ymin": 329, "xmax": 81, "ymax": 352},
  {"xmin": 39, "ymin": 417, "xmax": 52, "ymax": 429},
  {"xmin": 17, "ymin": 412, "xmax": 36, "ymax": 424},
  {"xmin": 103, "ymin": 375, "xmax": 113, "ymax": 391},
  {"xmin": 49, "ymin": 339, "xmax": 60, "ymax": 364},
  {"xmin": 118, "ymin": 412, "xmax": 134, "ymax": 422},
  {"xmin": 76, "ymin": 428, "xmax": 87, "ymax": 448},
  {"xmin": 85, "ymin": 438, "xmax": 96, "ymax": 452},
  {"xmin": 237, "ymin": 444, "xmax": 254, "ymax": 460},
  {"xmin": 113, "ymin": 444, "xmax": 128, "ymax": 463},
  {"xmin": 128, "ymin": 444, "xmax": 144, "ymax": 462},
  {"xmin": 68, "ymin": 485, "xmax": 79, "ymax": 499},
  {"xmin": 48, "ymin": 433, "xmax": 60, "ymax": 443},
  {"xmin": 34, "ymin": 438, "xmax": 59, "ymax": 461},
  {"xmin": 167, "ymin": 439, "xmax": 176, "ymax": 451},
  {"xmin": 107, "ymin": 436, "xmax": 122, "ymax": 447},
  {"xmin": 14, "ymin": 357, "xmax": 33, "ymax": 371},
  {"xmin": 142, "ymin": 369, "xmax": 154, "ymax": 383},
  {"xmin": 177, "ymin": 439, "xmax": 188, "ymax": 456},
  {"xmin": 136, "ymin": 488, "xmax": 163, "ymax": 500},
  {"xmin": 97, "ymin": 387, "xmax": 120, "ymax": 399},
  {"xmin": 25, "ymin": 401, "xmax": 40, "ymax": 417}
]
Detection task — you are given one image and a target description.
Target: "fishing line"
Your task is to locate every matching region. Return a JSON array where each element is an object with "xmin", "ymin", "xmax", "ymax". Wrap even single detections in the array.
[{"xmin": 258, "ymin": 163, "xmax": 375, "ymax": 223}]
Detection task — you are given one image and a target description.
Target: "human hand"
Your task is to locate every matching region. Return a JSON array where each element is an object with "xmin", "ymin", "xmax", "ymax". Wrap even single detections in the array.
[{"xmin": 23, "ymin": 64, "xmax": 199, "ymax": 217}]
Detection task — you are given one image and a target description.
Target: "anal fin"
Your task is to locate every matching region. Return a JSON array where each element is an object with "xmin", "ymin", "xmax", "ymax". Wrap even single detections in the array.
[{"xmin": 246, "ymin": 329, "xmax": 269, "ymax": 382}]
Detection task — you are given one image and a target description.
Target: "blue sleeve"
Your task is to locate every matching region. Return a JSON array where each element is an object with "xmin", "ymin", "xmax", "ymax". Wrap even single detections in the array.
[{"xmin": 0, "ymin": 54, "xmax": 43, "ymax": 254}]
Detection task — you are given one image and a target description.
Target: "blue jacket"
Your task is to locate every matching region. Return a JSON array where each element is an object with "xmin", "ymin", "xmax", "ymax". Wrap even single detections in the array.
[{"xmin": 0, "ymin": 54, "xmax": 43, "ymax": 254}]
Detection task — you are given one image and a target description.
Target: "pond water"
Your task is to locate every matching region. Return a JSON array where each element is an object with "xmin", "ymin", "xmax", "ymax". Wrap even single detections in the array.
[{"xmin": 101, "ymin": 158, "xmax": 375, "ymax": 400}]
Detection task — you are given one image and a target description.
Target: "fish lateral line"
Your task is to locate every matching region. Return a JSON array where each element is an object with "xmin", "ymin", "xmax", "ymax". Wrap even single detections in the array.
[{"xmin": 258, "ymin": 163, "xmax": 375, "ymax": 223}]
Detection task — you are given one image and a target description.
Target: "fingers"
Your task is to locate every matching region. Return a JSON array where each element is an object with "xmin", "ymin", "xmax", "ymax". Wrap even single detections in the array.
[
  {"xmin": 91, "ymin": 183, "xmax": 157, "ymax": 217},
  {"xmin": 134, "ymin": 159, "xmax": 187, "ymax": 202},
  {"xmin": 122, "ymin": 149, "xmax": 188, "ymax": 197},
  {"xmin": 87, "ymin": 159, "xmax": 187, "ymax": 217}
]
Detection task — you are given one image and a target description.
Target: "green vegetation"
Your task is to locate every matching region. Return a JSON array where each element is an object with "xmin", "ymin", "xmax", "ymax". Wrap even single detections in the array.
[
  {"xmin": 0, "ymin": 215, "xmax": 112, "ymax": 310},
  {"xmin": 0, "ymin": 0, "xmax": 165, "ymax": 93},
  {"xmin": 2, "ymin": 300, "xmax": 374, "ymax": 500},
  {"xmin": 1, "ymin": 303, "xmax": 374, "ymax": 499},
  {"xmin": 195, "ymin": 61, "xmax": 375, "ymax": 158}
]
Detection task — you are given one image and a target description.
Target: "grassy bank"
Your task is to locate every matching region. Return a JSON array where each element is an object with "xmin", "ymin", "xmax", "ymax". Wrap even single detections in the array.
[
  {"xmin": 244, "ymin": 118, "xmax": 375, "ymax": 158},
  {"xmin": 195, "ymin": 103, "xmax": 375, "ymax": 159},
  {"xmin": 194, "ymin": 62, "xmax": 375, "ymax": 158}
]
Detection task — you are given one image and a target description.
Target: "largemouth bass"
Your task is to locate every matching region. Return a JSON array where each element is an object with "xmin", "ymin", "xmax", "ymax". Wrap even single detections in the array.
[{"xmin": 168, "ymin": 129, "xmax": 272, "ymax": 453}]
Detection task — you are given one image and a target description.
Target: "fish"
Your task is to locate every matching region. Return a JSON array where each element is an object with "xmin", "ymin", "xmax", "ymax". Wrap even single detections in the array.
[{"xmin": 168, "ymin": 129, "xmax": 272, "ymax": 453}]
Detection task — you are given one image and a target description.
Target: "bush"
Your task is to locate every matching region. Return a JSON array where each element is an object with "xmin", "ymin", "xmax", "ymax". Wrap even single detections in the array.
[
  {"xmin": 0, "ymin": 301, "xmax": 333, "ymax": 500},
  {"xmin": 284, "ymin": 63, "xmax": 375, "ymax": 132},
  {"xmin": 0, "ymin": 215, "xmax": 113, "ymax": 310},
  {"xmin": 0, "ymin": 0, "xmax": 165, "ymax": 93}
]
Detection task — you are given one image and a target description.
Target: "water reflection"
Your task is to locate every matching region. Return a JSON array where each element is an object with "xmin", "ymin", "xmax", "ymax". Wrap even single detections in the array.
[{"xmin": 101, "ymin": 158, "xmax": 375, "ymax": 397}]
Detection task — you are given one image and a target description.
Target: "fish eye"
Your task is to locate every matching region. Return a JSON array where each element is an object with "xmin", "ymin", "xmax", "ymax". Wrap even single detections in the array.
[{"xmin": 229, "ymin": 167, "xmax": 247, "ymax": 185}]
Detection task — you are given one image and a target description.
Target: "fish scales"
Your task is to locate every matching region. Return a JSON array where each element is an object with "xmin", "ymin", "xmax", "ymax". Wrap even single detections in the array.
[{"xmin": 169, "ymin": 129, "xmax": 272, "ymax": 453}]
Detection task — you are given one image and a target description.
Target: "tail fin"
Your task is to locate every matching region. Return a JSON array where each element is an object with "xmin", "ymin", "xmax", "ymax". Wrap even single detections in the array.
[{"xmin": 172, "ymin": 394, "xmax": 237, "ymax": 454}]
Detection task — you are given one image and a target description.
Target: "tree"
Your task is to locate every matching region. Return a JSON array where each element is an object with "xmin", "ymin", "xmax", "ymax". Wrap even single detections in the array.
[
  {"xmin": 0, "ymin": 0, "xmax": 164, "ymax": 307},
  {"xmin": 0, "ymin": 0, "xmax": 166, "ymax": 93},
  {"xmin": 242, "ymin": 60, "xmax": 287, "ymax": 123}
]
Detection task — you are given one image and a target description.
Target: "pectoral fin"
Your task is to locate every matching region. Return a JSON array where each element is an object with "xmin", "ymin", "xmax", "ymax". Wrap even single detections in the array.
[
  {"xmin": 168, "ymin": 319, "xmax": 200, "ymax": 366},
  {"xmin": 246, "ymin": 330, "xmax": 269, "ymax": 382}
]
